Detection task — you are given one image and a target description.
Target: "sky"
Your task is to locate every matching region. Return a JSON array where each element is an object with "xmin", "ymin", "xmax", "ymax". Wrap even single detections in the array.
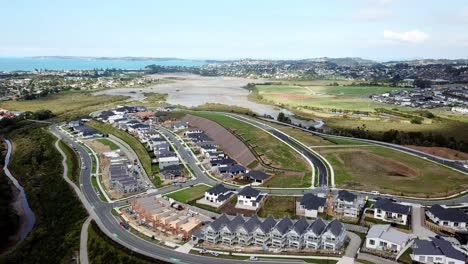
[{"xmin": 1, "ymin": 0, "xmax": 468, "ymax": 60}]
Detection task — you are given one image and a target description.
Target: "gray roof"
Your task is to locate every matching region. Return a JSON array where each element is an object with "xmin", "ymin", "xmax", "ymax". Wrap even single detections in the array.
[
  {"xmin": 413, "ymin": 237, "xmax": 466, "ymax": 261},
  {"xmin": 207, "ymin": 184, "xmax": 231, "ymax": 195},
  {"xmin": 258, "ymin": 216, "xmax": 277, "ymax": 233},
  {"xmin": 273, "ymin": 217, "xmax": 293, "ymax": 235},
  {"xmin": 300, "ymin": 193, "xmax": 326, "ymax": 210},
  {"xmin": 242, "ymin": 216, "xmax": 262, "ymax": 233},
  {"xmin": 367, "ymin": 224, "xmax": 410, "ymax": 246},
  {"xmin": 238, "ymin": 186, "xmax": 261, "ymax": 198},
  {"xmin": 325, "ymin": 219, "xmax": 344, "ymax": 236},
  {"xmin": 209, "ymin": 214, "xmax": 229, "ymax": 232},
  {"xmin": 217, "ymin": 192, "xmax": 234, "ymax": 202},
  {"xmin": 308, "ymin": 218, "xmax": 327, "ymax": 235},
  {"xmin": 228, "ymin": 164, "xmax": 246, "ymax": 173},
  {"xmin": 226, "ymin": 215, "xmax": 245, "ymax": 232},
  {"xmin": 337, "ymin": 190, "xmax": 357, "ymax": 202},
  {"xmin": 375, "ymin": 198, "xmax": 411, "ymax": 215},
  {"xmin": 245, "ymin": 170, "xmax": 269, "ymax": 181},
  {"xmin": 428, "ymin": 205, "xmax": 468, "ymax": 222},
  {"xmin": 291, "ymin": 218, "xmax": 309, "ymax": 235}
]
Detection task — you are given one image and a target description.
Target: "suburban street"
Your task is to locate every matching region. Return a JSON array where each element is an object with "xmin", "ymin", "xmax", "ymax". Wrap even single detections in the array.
[{"xmin": 49, "ymin": 122, "xmax": 468, "ymax": 264}]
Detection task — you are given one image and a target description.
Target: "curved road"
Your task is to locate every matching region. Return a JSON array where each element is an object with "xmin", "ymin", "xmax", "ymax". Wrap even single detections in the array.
[{"xmin": 49, "ymin": 118, "xmax": 468, "ymax": 264}]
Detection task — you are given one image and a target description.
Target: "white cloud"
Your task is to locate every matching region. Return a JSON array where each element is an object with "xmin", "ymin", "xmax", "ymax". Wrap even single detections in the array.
[{"xmin": 383, "ymin": 30, "xmax": 429, "ymax": 44}]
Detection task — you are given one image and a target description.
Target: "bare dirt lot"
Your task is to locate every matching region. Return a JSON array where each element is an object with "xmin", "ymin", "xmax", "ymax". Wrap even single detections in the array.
[{"xmin": 405, "ymin": 145, "xmax": 468, "ymax": 160}]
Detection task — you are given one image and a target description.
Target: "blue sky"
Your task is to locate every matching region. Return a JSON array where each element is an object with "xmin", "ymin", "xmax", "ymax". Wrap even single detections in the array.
[{"xmin": 1, "ymin": 0, "xmax": 468, "ymax": 60}]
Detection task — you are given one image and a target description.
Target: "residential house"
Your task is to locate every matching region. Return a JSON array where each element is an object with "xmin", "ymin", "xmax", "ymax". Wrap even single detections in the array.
[
  {"xmin": 374, "ymin": 198, "xmax": 411, "ymax": 225},
  {"xmin": 159, "ymin": 165, "xmax": 182, "ymax": 180},
  {"xmin": 236, "ymin": 216, "xmax": 262, "ymax": 246},
  {"xmin": 304, "ymin": 218, "xmax": 327, "ymax": 249},
  {"xmin": 411, "ymin": 237, "xmax": 467, "ymax": 264},
  {"xmin": 426, "ymin": 205, "xmax": 468, "ymax": 231},
  {"xmin": 365, "ymin": 224, "xmax": 411, "ymax": 254},
  {"xmin": 244, "ymin": 170, "xmax": 269, "ymax": 184},
  {"xmin": 287, "ymin": 218, "xmax": 309, "ymax": 249},
  {"xmin": 221, "ymin": 215, "xmax": 245, "ymax": 245},
  {"xmin": 158, "ymin": 156, "xmax": 179, "ymax": 170},
  {"xmin": 204, "ymin": 214, "xmax": 230, "ymax": 244},
  {"xmin": 204, "ymin": 184, "xmax": 234, "ymax": 206},
  {"xmin": 335, "ymin": 190, "xmax": 364, "ymax": 218},
  {"xmin": 321, "ymin": 219, "xmax": 347, "ymax": 251},
  {"xmin": 270, "ymin": 217, "xmax": 293, "ymax": 248},
  {"xmin": 253, "ymin": 216, "xmax": 276, "ymax": 246},
  {"xmin": 236, "ymin": 186, "xmax": 266, "ymax": 211},
  {"xmin": 297, "ymin": 193, "xmax": 326, "ymax": 218}
]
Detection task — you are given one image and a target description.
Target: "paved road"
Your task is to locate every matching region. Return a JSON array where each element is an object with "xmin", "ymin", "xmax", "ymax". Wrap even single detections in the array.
[
  {"xmin": 261, "ymin": 118, "xmax": 468, "ymax": 175},
  {"xmin": 50, "ymin": 123, "xmax": 468, "ymax": 264},
  {"xmin": 80, "ymin": 216, "xmax": 92, "ymax": 264},
  {"xmin": 411, "ymin": 204, "xmax": 436, "ymax": 239},
  {"xmin": 228, "ymin": 114, "xmax": 330, "ymax": 187}
]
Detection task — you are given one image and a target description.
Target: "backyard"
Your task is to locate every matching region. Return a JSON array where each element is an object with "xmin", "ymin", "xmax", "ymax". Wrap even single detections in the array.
[{"xmin": 257, "ymin": 196, "xmax": 299, "ymax": 219}]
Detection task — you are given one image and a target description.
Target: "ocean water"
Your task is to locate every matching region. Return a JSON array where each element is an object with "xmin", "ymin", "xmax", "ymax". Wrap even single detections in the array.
[{"xmin": 0, "ymin": 57, "xmax": 208, "ymax": 72}]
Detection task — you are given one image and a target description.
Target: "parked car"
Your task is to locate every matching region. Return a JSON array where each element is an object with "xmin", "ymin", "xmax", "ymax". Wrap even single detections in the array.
[
  {"xmin": 200, "ymin": 249, "xmax": 208, "ymax": 254},
  {"xmin": 210, "ymin": 252, "xmax": 219, "ymax": 257},
  {"xmin": 249, "ymin": 256, "xmax": 258, "ymax": 261}
]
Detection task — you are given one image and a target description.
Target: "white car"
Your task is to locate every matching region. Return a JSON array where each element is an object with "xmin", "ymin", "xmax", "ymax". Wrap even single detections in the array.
[{"xmin": 249, "ymin": 256, "xmax": 258, "ymax": 261}]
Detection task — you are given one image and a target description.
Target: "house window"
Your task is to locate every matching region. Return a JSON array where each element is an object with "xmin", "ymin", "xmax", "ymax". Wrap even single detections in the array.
[
  {"xmin": 418, "ymin": 256, "xmax": 425, "ymax": 262},
  {"xmin": 377, "ymin": 209, "xmax": 382, "ymax": 213},
  {"xmin": 443, "ymin": 221, "xmax": 448, "ymax": 226},
  {"xmin": 454, "ymin": 222, "xmax": 459, "ymax": 227},
  {"xmin": 369, "ymin": 239, "xmax": 375, "ymax": 245}
]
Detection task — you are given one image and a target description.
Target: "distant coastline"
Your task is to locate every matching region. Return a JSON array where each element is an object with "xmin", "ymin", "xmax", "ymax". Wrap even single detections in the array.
[{"xmin": 0, "ymin": 57, "xmax": 208, "ymax": 72}]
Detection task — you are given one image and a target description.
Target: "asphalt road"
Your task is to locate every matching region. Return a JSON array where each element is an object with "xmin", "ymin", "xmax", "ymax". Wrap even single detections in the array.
[
  {"xmin": 50, "ymin": 123, "xmax": 468, "ymax": 264},
  {"xmin": 227, "ymin": 114, "xmax": 330, "ymax": 187}
]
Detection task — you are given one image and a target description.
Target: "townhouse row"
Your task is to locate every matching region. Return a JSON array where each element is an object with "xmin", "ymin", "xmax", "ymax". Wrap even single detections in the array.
[{"xmin": 201, "ymin": 214, "xmax": 347, "ymax": 251}]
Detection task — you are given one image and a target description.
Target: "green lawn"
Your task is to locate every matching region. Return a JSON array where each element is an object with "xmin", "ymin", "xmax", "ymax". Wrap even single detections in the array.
[
  {"xmin": 91, "ymin": 176, "xmax": 106, "ymax": 201},
  {"xmin": 319, "ymin": 145, "xmax": 468, "ymax": 197},
  {"xmin": 258, "ymin": 196, "xmax": 298, "ymax": 219},
  {"xmin": 58, "ymin": 140, "xmax": 80, "ymax": 183},
  {"xmin": 166, "ymin": 184, "xmax": 211, "ymax": 203},
  {"xmin": 87, "ymin": 120, "xmax": 152, "ymax": 177},
  {"xmin": 262, "ymin": 171, "xmax": 312, "ymax": 188},
  {"xmin": 189, "ymin": 112, "xmax": 309, "ymax": 172},
  {"xmin": 96, "ymin": 138, "xmax": 120, "ymax": 150}
]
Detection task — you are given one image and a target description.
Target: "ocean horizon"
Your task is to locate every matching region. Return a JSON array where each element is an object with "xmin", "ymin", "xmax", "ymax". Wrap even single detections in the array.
[{"xmin": 0, "ymin": 57, "xmax": 207, "ymax": 72}]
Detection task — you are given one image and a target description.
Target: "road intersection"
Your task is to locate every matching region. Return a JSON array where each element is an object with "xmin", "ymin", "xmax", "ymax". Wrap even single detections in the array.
[{"xmin": 49, "ymin": 114, "xmax": 468, "ymax": 264}]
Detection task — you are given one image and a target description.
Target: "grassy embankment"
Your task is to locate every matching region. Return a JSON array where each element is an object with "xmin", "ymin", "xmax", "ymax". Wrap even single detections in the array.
[
  {"xmin": 189, "ymin": 112, "xmax": 312, "ymax": 188},
  {"xmin": 316, "ymin": 145, "xmax": 468, "ymax": 197},
  {"xmin": 86, "ymin": 120, "xmax": 164, "ymax": 187},
  {"xmin": 58, "ymin": 140, "xmax": 81, "ymax": 183},
  {"xmin": 96, "ymin": 138, "xmax": 120, "ymax": 150},
  {"xmin": 88, "ymin": 221, "xmax": 169, "ymax": 264},
  {"xmin": 0, "ymin": 124, "xmax": 87, "ymax": 263}
]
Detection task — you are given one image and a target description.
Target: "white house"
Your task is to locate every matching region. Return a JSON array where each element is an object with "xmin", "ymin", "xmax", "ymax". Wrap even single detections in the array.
[
  {"xmin": 365, "ymin": 224, "xmax": 412, "ymax": 254},
  {"xmin": 270, "ymin": 217, "xmax": 294, "ymax": 248},
  {"xmin": 203, "ymin": 184, "xmax": 234, "ymax": 207},
  {"xmin": 411, "ymin": 237, "xmax": 466, "ymax": 264},
  {"xmin": 321, "ymin": 219, "xmax": 347, "ymax": 251},
  {"xmin": 426, "ymin": 205, "xmax": 468, "ymax": 231},
  {"xmin": 158, "ymin": 156, "xmax": 179, "ymax": 170},
  {"xmin": 235, "ymin": 186, "xmax": 266, "ymax": 211},
  {"xmin": 297, "ymin": 193, "xmax": 326, "ymax": 218},
  {"xmin": 304, "ymin": 218, "xmax": 327, "ymax": 249},
  {"xmin": 335, "ymin": 190, "xmax": 364, "ymax": 218},
  {"xmin": 374, "ymin": 198, "xmax": 411, "ymax": 226}
]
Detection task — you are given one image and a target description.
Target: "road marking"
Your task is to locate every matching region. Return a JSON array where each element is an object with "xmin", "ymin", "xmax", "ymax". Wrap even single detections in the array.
[
  {"xmin": 168, "ymin": 258, "xmax": 180, "ymax": 262},
  {"xmin": 112, "ymin": 233, "xmax": 118, "ymax": 238}
]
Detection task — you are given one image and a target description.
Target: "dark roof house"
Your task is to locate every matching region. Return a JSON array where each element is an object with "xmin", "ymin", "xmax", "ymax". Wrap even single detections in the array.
[
  {"xmin": 375, "ymin": 199, "xmax": 411, "ymax": 215},
  {"xmin": 300, "ymin": 193, "xmax": 326, "ymax": 210}
]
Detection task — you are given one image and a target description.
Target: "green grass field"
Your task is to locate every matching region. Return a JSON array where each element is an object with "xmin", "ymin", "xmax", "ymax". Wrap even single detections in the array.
[
  {"xmin": 0, "ymin": 91, "xmax": 129, "ymax": 120},
  {"xmin": 189, "ymin": 112, "xmax": 310, "ymax": 172},
  {"xmin": 96, "ymin": 138, "xmax": 120, "ymax": 150},
  {"xmin": 166, "ymin": 184, "xmax": 211, "ymax": 203},
  {"xmin": 317, "ymin": 145, "xmax": 468, "ymax": 197},
  {"xmin": 58, "ymin": 140, "xmax": 80, "ymax": 183},
  {"xmin": 87, "ymin": 120, "xmax": 152, "ymax": 177},
  {"xmin": 252, "ymin": 84, "xmax": 404, "ymax": 112},
  {"xmin": 257, "ymin": 196, "xmax": 298, "ymax": 219}
]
